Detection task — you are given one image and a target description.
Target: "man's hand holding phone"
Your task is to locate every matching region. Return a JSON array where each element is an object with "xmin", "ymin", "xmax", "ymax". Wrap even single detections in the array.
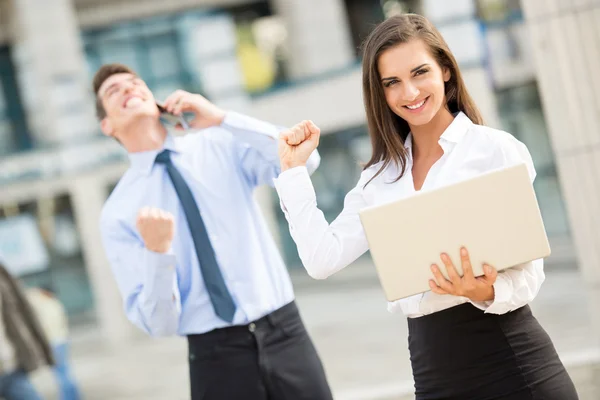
[{"xmin": 159, "ymin": 91, "xmax": 226, "ymax": 130}]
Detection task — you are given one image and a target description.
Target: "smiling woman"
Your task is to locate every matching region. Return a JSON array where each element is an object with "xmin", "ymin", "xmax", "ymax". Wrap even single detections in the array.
[
  {"xmin": 361, "ymin": 16, "xmax": 482, "ymax": 188},
  {"xmin": 273, "ymin": 13, "xmax": 579, "ymax": 400}
]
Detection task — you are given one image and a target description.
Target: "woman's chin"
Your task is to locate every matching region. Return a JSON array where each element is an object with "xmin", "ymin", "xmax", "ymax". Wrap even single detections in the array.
[{"xmin": 400, "ymin": 112, "xmax": 435, "ymax": 128}]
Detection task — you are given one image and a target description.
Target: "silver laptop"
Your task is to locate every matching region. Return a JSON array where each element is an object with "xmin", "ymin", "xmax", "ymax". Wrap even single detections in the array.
[{"xmin": 358, "ymin": 163, "xmax": 551, "ymax": 302}]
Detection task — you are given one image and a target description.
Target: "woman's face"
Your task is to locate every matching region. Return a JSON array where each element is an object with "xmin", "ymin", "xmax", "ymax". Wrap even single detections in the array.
[{"xmin": 378, "ymin": 39, "xmax": 451, "ymax": 128}]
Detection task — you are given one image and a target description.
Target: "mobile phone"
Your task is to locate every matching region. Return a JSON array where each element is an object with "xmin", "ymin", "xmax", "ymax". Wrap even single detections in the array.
[{"xmin": 156, "ymin": 101, "xmax": 190, "ymax": 130}]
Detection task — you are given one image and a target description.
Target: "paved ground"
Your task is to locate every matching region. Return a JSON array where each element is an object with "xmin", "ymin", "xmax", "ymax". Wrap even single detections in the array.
[{"xmin": 30, "ymin": 263, "xmax": 600, "ymax": 399}]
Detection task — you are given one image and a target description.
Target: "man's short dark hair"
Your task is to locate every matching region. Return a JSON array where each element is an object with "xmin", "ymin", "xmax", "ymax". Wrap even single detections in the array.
[{"xmin": 92, "ymin": 63, "xmax": 137, "ymax": 120}]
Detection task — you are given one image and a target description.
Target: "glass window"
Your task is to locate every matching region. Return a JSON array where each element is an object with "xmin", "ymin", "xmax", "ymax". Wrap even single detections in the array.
[
  {"xmin": 96, "ymin": 41, "xmax": 141, "ymax": 72},
  {"xmin": 0, "ymin": 195, "xmax": 95, "ymax": 324},
  {"xmin": 84, "ymin": 21, "xmax": 195, "ymax": 99},
  {"xmin": 0, "ymin": 46, "xmax": 32, "ymax": 153},
  {"xmin": 495, "ymin": 83, "xmax": 571, "ymax": 240},
  {"xmin": 147, "ymin": 36, "xmax": 182, "ymax": 79},
  {"xmin": 0, "ymin": 119, "xmax": 15, "ymax": 155},
  {"xmin": 0, "ymin": 83, "xmax": 15, "ymax": 155}
]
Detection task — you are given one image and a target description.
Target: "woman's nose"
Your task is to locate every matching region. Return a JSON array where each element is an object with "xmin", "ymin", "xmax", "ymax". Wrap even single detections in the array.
[{"xmin": 402, "ymin": 82, "xmax": 420, "ymax": 102}]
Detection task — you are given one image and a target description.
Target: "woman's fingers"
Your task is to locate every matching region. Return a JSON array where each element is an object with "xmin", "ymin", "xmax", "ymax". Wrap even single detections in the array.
[
  {"xmin": 440, "ymin": 253, "xmax": 461, "ymax": 284},
  {"xmin": 460, "ymin": 247, "xmax": 475, "ymax": 280},
  {"xmin": 430, "ymin": 264, "xmax": 453, "ymax": 292},
  {"xmin": 477, "ymin": 264, "xmax": 498, "ymax": 285}
]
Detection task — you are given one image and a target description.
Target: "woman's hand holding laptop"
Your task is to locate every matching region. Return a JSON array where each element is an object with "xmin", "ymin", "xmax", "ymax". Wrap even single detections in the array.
[{"xmin": 429, "ymin": 247, "xmax": 498, "ymax": 302}]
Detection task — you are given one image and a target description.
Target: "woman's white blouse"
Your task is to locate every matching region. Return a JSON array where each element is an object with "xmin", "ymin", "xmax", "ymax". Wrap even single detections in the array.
[{"xmin": 273, "ymin": 112, "xmax": 545, "ymax": 318}]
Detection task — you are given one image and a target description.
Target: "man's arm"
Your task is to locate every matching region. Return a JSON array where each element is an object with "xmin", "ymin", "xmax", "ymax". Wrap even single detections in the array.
[
  {"xmin": 100, "ymin": 208, "xmax": 180, "ymax": 337},
  {"xmin": 161, "ymin": 90, "xmax": 320, "ymax": 187},
  {"xmin": 223, "ymin": 112, "xmax": 320, "ymax": 187}
]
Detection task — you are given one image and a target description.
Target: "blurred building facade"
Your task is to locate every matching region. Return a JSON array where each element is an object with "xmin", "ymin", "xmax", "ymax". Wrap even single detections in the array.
[{"xmin": 0, "ymin": 0, "xmax": 596, "ymax": 342}]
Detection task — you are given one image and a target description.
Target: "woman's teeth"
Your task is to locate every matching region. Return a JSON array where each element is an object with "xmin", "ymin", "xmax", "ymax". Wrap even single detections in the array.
[{"xmin": 406, "ymin": 98, "xmax": 426, "ymax": 110}]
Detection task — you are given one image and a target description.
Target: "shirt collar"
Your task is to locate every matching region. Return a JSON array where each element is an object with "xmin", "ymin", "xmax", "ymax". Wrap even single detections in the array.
[
  {"xmin": 404, "ymin": 111, "xmax": 473, "ymax": 156},
  {"xmin": 128, "ymin": 133, "xmax": 180, "ymax": 175}
]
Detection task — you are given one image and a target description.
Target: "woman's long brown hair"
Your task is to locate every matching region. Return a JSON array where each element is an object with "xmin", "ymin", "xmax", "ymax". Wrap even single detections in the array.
[{"xmin": 361, "ymin": 14, "xmax": 483, "ymax": 186}]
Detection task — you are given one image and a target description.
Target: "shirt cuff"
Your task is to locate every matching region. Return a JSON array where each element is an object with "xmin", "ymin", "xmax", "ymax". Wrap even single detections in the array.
[
  {"xmin": 222, "ymin": 111, "xmax": 280, "ymax": 140},
  {"xmin": 273, "ymin": 166, "xmax": 317, "ymax": 212},
  {"xmin": 470, "ymin": 274, "xmax": 512, "ymax": 314},
  {"xmin": 142, "ymin": 249, "xmax": 177, "ymax": 301}
]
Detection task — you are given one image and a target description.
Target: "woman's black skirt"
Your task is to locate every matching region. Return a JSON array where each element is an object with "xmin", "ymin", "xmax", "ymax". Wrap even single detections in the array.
[{"xmin": 407, "ymin": 303, "xmax": 579, "ymax": 400}]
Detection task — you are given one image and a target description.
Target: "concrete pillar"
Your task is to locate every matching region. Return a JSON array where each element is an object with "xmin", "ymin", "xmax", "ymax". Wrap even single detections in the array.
[
  {"xmin": 523, "ymin": 0, "xmax": 600, "ymax": 356},
  {"xmin": 522, "ymin": 0, "xmax": 600, "ymax": 286},
  {"xmin": 8, "ymin": 0, "xmax": 97, "ymax": 147},
  {"xmin": 69, "ymin": 177, "xmax": 135, "ymax": 346},
  {"xmin": 270, "ymin": 0, "xmax": 355, "ymax": 79}
]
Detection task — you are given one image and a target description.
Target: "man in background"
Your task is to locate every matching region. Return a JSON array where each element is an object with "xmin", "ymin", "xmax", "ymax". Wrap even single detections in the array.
[{"xmin": 96, "ymin": 63, "xmax": 333, "ymax": 400}]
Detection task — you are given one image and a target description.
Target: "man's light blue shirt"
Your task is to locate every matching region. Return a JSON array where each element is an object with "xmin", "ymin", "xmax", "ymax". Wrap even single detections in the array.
[{"xmin": 99, "ymin": 112, "xmax": 320, "ymax": 337}]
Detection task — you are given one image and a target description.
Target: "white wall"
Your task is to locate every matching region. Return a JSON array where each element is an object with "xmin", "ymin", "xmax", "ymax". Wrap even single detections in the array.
[{"xmin": 75, "ymin": 0, "xmax": 262, "ymax": 28}]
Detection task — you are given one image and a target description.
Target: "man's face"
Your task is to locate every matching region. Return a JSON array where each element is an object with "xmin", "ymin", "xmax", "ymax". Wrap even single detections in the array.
[{"xmin": 97, "ymin": 73, "xmax": 159, "ymax": 137}]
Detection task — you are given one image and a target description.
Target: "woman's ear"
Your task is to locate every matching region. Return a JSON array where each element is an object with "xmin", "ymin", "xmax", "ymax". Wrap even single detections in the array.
[{"xmin": 443, "ymin": 67, "xmax": 451, "ymax": 83}]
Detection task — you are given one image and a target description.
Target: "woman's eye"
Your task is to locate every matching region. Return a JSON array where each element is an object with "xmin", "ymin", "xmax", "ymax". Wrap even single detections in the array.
[{"xmin": 385, "ymin": 79, "xmax": 398, "ymax": 87}]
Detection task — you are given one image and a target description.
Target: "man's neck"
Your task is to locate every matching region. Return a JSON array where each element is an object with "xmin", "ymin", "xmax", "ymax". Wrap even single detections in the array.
[{"xmin": 122, "ymin": 118, "xmax": 168, "ymax": 153}]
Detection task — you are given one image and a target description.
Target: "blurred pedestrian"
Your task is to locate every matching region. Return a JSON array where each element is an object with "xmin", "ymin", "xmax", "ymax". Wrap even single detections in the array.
[
  {"xmin": 94, "ymin": 64, "xmax": 332, "ymax": 400},
  {"xmin": 27, "ymin": 286, "xmax": 81, "ymax": 400},
  {"xmin": 275, "ymin": 13, "xmax": 579, "ymax": 400},
  {"xmin": 0, "ymin": 261, "xmax": 53, "ymax": 400}
]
